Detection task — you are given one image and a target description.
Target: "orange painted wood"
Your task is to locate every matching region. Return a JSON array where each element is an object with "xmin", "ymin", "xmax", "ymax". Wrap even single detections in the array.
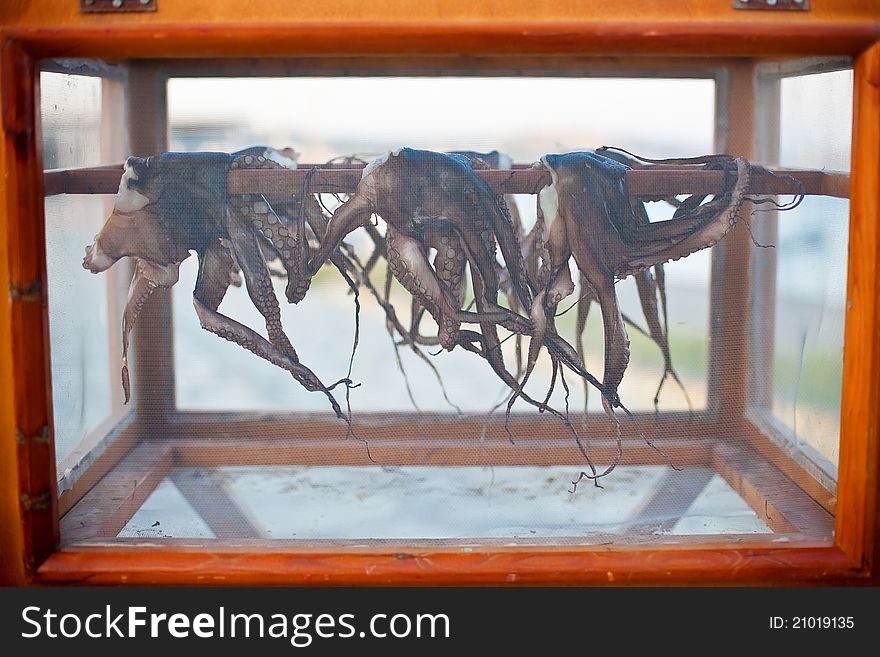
[
  {"xmin": 44, "ymin": 163, "xmax": 840, "ymax": 198},
  {"xmin": 37, "ymin": 543, "xmax": 859, "ymax": 586},
  {"xmin": 0, "ymin": 42, "xmax": 57, "ymax": 584},
  {"xmin": 3, "ymin": 23, "xmax": 879, "ymax": 60},
  {"xmin": 0, "ymin": 46, "xmax": 26, "ymax": 585},
  {"xmin": 837, "ymin": 42, "xmax": 880, "ymax": 579},
  {"xmin": 3, "ymin": 0, "xmax": 877, "ymax": 31}
]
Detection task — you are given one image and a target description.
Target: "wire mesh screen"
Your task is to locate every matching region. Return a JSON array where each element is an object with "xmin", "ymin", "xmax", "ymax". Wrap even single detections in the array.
[
  {"xmin": 749, "ymin": 69, "xmax": 851, "ymax": 484},
  {"xmin": 169, "ymin": 77, "xmax": 714, "ymax": 413},
  {"xmin": 41, "ymin": 71, "xmax": 130, "ymax": 492},
  {"xmin": 44, "ymin": 63, "xmax": 845, "ymax": 546},
  {"xmin": 773, "ymin": 70, "xmax": 851, "ymax": 470}
]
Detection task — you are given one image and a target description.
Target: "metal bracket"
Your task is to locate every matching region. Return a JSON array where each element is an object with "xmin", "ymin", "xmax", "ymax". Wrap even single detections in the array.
[
  {"xmin": 81, "ymin": 0, "xmax": 157, "ymax": 13},
  {"xmin": 15, "ymin": 426, "xmax": 51, "ymax": 445},
  {"xmin": 20, "ymin": 492, "xmax": 52, "ymax": 512},
  {"xmin": 733, "ymin": 0, "xmax": 810, "ymax": 10},
  {"xmin": 9, "ymin": 280, "xmax": 42, "ymax": 302}
]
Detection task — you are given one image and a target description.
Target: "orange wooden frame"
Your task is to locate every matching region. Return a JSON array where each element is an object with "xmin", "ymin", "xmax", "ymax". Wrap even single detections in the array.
[{"xmin": 1, "ymin": 1, "xmax": 879, "ymax": 586}]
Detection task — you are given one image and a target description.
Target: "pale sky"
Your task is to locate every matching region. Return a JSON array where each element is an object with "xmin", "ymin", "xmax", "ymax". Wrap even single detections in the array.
[{"xmin": 167, "ymin": 76, "xmax": 717, "ymax": 162}]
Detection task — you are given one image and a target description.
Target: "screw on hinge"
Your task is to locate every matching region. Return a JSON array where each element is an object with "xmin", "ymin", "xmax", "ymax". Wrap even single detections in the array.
[
  {"xmin": 9, "ymin": 280, "xmax": 42, "ymax": 302},
  {"xmin": 15, "ymin": 426, "xmax": 51, "ymax": 445},
  {"xmin": 20, "ymin": 491, "xmax": 52, "ymax": 512},
  {"xmin": 81, "ymin": 0, "xmax": 157, "ymax": 12},
  {"xmin": 733, "ymin": 0, "xmax": 809, "ymax": 9}
]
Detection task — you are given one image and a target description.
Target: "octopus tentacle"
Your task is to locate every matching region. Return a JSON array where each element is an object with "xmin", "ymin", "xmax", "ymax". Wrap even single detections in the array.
[
  {"xmin": 225, "ymin": 211, "xmax": 298, "ymax": 360},
  {"xmin": 386, "ymin": 227, "xmax": 461, "ymax": 351},
  {"xmin": 540, "ymin": 155, "xmax": 631, "ymax": 409},
  {"xmin": 505, "ymin": 290, "xmax": 549, "ymax": 419},
  {"xmin": 634, "ymin": 266, "xmax": 693, "ymax": 410},
  {"xmin": 618, "ymin": 158, "xmax": 750, "ymax": 275},
  {"xmin": 406, "ymin": 225, "xmax": 468, "ymax": 345},
  {"xmin": 575, "ymin": 272, "xmax": 593, "ymax": 418},
  {"xmin": 308, "ymin": 190, "xmax": 374, "ymax": 275},
  {"xmin": 193, "ymin": 241, "xmax": 344, "ymax": 418},
  {"xmin": 229, "ymin": 152, "xmax": 314, "ymax": 304},
  {"xmin": 248, "ymin": 197, "xmax": 312, "ymax": 304},
  {"xmin": 120, "ymin": 258, "xmax": 180, "ymax": 403}
]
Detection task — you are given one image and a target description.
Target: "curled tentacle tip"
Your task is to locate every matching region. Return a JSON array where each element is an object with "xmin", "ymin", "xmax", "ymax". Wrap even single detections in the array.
[{"xmin": 121, "ymin": 365, "xmax": 131, "ymax": 405}]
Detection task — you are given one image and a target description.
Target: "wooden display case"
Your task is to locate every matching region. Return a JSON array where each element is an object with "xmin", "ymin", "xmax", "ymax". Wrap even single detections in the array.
[{"xmin": 1, "ymin": 0, "xmax": 879, "ymax": 586}]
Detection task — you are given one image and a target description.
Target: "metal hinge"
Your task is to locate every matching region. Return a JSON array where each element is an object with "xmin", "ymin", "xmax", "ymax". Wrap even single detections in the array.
[
  {"xmin": 733, "ymin": 0, "xmax": 810, "ymax": 10},
  {"xmin": 9, "ymin": 279, "xmax": 42, "ymax": 302},
  {"xmin": 20, "ymin": 491, "xmax": 52, "ymax": 512},
  {"xmin": 81, "ymin": 0, "xmax": 157, "ymax": 13},
  {"xmin": 15, "ymin": 426, "xmax": 51, "ymax": 445}
]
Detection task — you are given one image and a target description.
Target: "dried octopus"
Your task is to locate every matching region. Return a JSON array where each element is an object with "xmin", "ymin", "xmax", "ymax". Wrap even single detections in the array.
[
  {"xmin": 84, "ymin": 145, "xmax": 803, "ymax": 483},
  {"xmin": 303, "ymin": 148, "xmax": 599, "ymax": 426},
  {"xmin": 83, "ymin": 147, "xmax": 350, "ymax": 418}
]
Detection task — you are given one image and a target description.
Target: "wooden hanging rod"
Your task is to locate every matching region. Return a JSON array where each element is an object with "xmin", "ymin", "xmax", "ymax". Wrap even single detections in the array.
[{"xmin": 43, "ymin": 163, "xmax": 849, "ymax": 199}]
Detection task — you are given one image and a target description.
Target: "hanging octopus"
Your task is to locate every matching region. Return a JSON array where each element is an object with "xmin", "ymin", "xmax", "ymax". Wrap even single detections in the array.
[
  {"xmin": 525, "ymin": 150, "xmax": 753, "ymax": 417},
  {"xmin": 83, "ymin": 147, "xmax": 348, "ymax": 418},
  {"xmin": 301, "ymin": 148, "xmax": 598, "ymax": 420},
  {"xmin": 82, "ymin": 144, "xmax": 803, "ymax": 456},
  {"xmin": 306, "ymin": 149, "xmax": 533, "ymax": 346}
]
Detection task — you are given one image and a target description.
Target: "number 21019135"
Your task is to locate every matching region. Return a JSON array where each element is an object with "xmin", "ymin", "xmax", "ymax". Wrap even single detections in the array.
[{"xmin": 770, "ymin": 617, "xmax": 854, "ymax": 629}]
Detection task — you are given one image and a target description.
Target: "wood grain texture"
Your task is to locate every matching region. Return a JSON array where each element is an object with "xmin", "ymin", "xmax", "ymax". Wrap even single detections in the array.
[
  {"xmin": 0, "ymin": 42, "xmax": 57, "ymax": 584},
  {"xmin": 0, "ymin": 42, "xmax": 26, "ymax": 585},
  {"xmin": 37, "ymin": 543, "xmax": 859, "ymax": 586},
  {"xmin": 1, "ymin": 16, "xmax": 878, "ymax": 60},
  {"xmin": 837, "ymin": 42, "xmax": 880, "ymax": 580},
  {"xmin": 3, "ymin": 0, "xmax": 877, "ymax": 28}
]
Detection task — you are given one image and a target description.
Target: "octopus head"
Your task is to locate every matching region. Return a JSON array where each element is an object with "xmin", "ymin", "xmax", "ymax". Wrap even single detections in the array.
[{"xmin": 83, "ymin": 157, "xmax": 189, "ymax": 273}]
